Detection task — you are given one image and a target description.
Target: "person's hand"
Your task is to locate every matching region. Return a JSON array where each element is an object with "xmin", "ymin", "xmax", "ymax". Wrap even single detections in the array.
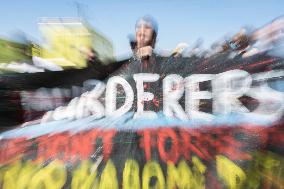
[
  {"xmin": 137, "ymin": 46, "xmax": 153, "ymax": 58},
  {"xmin": 80, "ymin": 47, "xmax": 96, "ymax": 62}
]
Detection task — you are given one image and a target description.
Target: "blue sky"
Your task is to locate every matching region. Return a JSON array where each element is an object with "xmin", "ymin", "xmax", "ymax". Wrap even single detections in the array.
[{"xmin": 0, "ymin": 0, "xmax": 283, "ymax": 57}]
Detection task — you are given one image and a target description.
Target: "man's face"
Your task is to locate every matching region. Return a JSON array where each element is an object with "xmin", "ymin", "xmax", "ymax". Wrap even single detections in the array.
[{"xmin": 136, "ymin": 22, "xmax": 154, "ymax": 48}]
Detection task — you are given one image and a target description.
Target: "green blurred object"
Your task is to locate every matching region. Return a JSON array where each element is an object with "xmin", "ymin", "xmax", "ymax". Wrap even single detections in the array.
[{"xmin": 0, "ymin": 38, "xmax": 32, "ymax": 64}]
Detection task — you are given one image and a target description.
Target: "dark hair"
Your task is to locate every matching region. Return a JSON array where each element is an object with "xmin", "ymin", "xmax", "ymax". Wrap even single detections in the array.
[
  {"xmin": 135, "ymin": 15, "xmax": 158, "ymax": 48},
  {"xmin": 151, "ymin": 31, "xmax": 157, "ymax": 48}
]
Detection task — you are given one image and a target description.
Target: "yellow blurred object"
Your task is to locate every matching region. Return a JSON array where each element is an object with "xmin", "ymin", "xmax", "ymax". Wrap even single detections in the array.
[{"xmin": 36, "ymin": 18, "xmax": 114, "ymax": 69}]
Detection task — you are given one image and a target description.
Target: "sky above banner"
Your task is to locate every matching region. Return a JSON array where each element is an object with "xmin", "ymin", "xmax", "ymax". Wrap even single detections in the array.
[{"xmin": 0, "ymin": 0, "xmax": 283, "ymax": 58}]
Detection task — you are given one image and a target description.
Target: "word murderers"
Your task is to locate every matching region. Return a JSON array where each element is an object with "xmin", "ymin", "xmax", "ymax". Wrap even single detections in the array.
[{"xmin": 43, "ymin": 69, "xmax": 284, "ymax": 123}]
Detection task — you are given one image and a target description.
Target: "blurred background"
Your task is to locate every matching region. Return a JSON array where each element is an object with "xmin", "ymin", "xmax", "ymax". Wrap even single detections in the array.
[{"xmin": 0, "ymin": 0, "xmax": 284, "ymax": 59}]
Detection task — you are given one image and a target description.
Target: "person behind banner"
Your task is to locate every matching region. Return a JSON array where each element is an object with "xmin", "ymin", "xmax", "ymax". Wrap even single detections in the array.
[
  {"xmin": 134, "ymin": 15, "xmax": 158, "ymax": 59},
  {"xmin": 122, "ymin": 15, "xmax": 162, "ymax": 74}
]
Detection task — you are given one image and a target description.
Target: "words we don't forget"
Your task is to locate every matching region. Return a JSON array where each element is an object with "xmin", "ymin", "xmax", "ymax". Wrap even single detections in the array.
[{"xmin": 43, "ymin": 69, "xmax": 284, "ymax": 123}]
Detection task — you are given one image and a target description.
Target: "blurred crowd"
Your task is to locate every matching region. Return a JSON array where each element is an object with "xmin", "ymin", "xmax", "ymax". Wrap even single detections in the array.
[
  {"xmin": 0, "ymin": 16, "xmax": 284, "ymax": 74},
  {"xmin": 169, "ymin": 16, "xmax": 284, "ymax": 60}
]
